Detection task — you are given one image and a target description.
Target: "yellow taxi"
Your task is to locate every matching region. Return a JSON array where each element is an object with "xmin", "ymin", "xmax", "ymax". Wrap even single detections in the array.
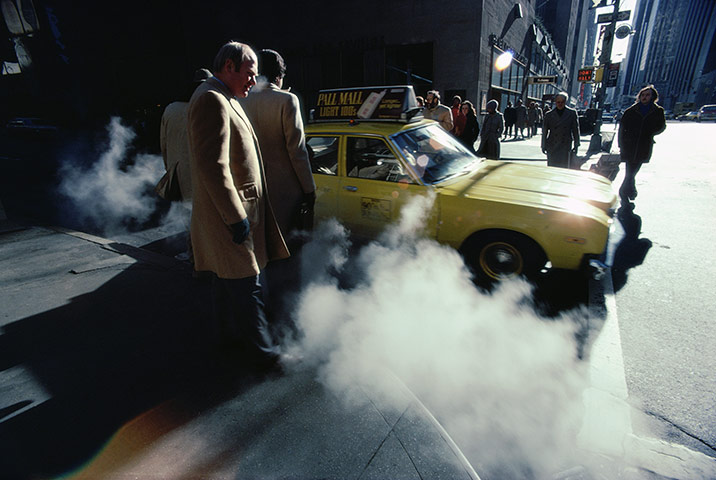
[{"xmin": 305, "ymin": 86, "xmax": 617, "ymax": 284}]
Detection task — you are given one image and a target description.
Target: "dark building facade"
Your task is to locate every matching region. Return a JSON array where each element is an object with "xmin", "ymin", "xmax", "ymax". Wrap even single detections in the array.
[
  {"xmin": 535, "ymin": 0, "xmax": 582, "ymax": 82},
  {"xmin": 621, "ymin": 0, "xmax": 716, "ymax": 111},
  {"xmin": 1, "ymin": 0, "xmax": 573, "ymax": 132}
]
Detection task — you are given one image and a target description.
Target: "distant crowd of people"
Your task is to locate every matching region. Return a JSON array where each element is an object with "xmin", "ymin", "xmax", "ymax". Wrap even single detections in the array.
[{"xmin": 415, "ymin": 90, "xmax": 568, "ymax": 162}]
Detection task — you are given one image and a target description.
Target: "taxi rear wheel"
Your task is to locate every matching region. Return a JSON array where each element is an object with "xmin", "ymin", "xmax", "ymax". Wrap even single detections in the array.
[{"xmin": 461, "ymin": 231, "xmax": 546, "ymax": 287}]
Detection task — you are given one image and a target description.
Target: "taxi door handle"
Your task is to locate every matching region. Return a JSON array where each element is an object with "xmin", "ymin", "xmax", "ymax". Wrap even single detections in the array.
[{"xmin": 343, "ymin": 186, "xmax": 358, "ymax": 192}]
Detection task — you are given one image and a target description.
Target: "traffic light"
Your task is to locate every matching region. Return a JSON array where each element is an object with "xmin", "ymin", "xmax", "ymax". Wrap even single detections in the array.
[{"xmin": 578, "ymin": 68, "xmax": 594, "ymax": 82}]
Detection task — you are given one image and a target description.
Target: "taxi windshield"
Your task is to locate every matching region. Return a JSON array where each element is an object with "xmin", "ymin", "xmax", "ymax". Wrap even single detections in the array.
[{"xmin": 391, "ymin": 124, "xmax": 482, "ymax": 184}]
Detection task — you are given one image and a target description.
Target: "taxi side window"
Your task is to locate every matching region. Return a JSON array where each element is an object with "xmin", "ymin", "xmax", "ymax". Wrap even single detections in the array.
[
  {"xmin": 307, "ymin": 136, "xmax": 338, "ymax": 175},
  {"xmin": 346, "ymin": 137, "xmax": 408, "ymax": 182}
]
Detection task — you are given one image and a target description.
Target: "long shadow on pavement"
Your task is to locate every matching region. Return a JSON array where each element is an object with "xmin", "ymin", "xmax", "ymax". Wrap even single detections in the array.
[
  {"xmin": 611, "ymin": 202, "xmax": 652, "ymax": 292},
  {"xmin": 0, "ymin": 246, "xmax": 226, "ymax": 479}
]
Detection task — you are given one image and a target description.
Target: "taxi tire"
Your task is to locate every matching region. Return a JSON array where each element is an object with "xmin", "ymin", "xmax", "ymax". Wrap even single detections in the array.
[{"xmin": 460, "ymin": 231, "xmax": 546, "ymax": 288}]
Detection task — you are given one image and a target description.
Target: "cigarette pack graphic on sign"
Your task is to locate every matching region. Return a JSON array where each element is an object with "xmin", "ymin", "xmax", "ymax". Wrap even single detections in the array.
[{"xmin": 357, "ymin": 89, "xmax": 387, "ymax": 118}]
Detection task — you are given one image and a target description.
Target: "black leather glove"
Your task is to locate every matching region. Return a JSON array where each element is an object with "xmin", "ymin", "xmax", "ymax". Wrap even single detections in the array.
[
  {"xmin": 230, "ymin": 218, "xmax": 250, "ymax": 245},
  {"xmin": 300, "ymin": 191, "xmax": 316, "ymax": 212},
  {"xmin": 297, "ymin": 191, "xmax": 316, "ymax": 231}
]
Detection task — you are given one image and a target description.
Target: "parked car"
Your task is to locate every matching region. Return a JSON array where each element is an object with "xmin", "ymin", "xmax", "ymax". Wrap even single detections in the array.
[
  {"xmin": 697, "ymin": 105, "xmax": 716, "ymax": 122},
  {"xmin": 677, "ymin": 111, "xmax": 699, "ymax": 122},
  {"xmin": 306, "ymin": 86, "xmax": 617, "ymax": 285},
  {"xmin": 5, "ymin": 117, "xmax": 59, "ymax": 134}
]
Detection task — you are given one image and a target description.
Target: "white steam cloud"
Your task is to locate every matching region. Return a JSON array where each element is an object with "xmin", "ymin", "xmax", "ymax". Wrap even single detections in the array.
[
  {"xmin": 58, "ymin": 117, "xmax": 183, "ymax": 236},
  {"xmin": 291, "ymin": 194, "xmax": 595, "ymax": 479}
]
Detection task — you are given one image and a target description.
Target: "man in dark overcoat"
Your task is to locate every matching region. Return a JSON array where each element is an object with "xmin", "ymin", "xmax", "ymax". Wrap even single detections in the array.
[
  {"xmin": 617, "ymin": 84, "xmax": 666, "ymax": 200},
  {"xmin": 541, "ymin": 92, "xmax": 580, "ymax": 168}
]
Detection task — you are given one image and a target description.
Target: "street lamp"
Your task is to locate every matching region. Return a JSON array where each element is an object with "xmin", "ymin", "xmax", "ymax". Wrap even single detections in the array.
[{"xmin": 495, "ymin": 50, "xmax": 514, "ymax": 71}]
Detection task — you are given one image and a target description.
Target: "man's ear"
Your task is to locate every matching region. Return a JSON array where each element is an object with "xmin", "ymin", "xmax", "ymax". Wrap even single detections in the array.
[{"xmin": 223, "ymin": 58, "xmax": 235, "ymax": 73}]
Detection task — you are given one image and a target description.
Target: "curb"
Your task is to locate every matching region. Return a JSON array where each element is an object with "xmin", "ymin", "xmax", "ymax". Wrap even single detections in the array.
[
  {"xmin": 583, "ymin": 269, "xmax": 716, "ymax": 478},
  {"xmin": 49, "ymin": 225, "xmax": 190, "ymax": 272}
]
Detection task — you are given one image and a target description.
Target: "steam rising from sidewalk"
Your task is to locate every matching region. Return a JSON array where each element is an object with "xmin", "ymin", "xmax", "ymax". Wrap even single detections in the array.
[
  {"xmin": 292, "ymin": 193, "xmax": 593, "ymax": 478},
  {"xmin": 58, "ymin": 117, "xmax": 186, "ymax": 236}
]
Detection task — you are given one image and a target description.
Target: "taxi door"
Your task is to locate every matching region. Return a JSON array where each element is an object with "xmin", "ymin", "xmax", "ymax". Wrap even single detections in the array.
[
  {"xmin": 306, "ymin": 135, "xmax": 341, "ymax": 225},
  {"xmin": 337, "ymin": 135, "xmax": 437, "ymax": 238}
]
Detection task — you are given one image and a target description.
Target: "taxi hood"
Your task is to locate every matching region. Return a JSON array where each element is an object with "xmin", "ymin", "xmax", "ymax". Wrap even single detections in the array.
[{"xmin": 439, "ymin": 160, "xmax": 617, "ymax": 213}]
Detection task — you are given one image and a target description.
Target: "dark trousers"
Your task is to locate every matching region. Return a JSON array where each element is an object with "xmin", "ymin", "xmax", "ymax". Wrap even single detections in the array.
[
  {"xmin": 211, "ymin": 274, "xmax": 280, "ymax": 363},
  {"xmin": 263, "ymin": 232, "xmax": 308, "ymax": 339},
  {"xmin": 547, "ymin": 147, "xmax": 571, "ymax": 168},
  {"xmin": 619, "ymin": 161, "xmax": 643, "ymax": 199}
]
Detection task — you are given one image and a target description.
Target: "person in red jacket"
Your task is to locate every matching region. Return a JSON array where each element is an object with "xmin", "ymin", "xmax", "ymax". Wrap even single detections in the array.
[
  {"xmin": 618, "ymin": 84, "xmax": 666, "ymax": 201},
  {"xmin": 450, "ymin": 95, "xmax": 465, "ymax": 137}
]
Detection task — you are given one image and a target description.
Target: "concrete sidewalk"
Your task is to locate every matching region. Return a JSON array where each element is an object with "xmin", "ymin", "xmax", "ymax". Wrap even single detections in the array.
[{"xmin": 0, "ymin": 222, "xmax": 479, "ymax": 480}]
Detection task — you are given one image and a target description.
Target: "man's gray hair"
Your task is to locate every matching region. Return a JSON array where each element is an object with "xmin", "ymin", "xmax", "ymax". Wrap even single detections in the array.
[
  {"xmin": 555, "ymin": 91, "xmax": 569, "ymax": 102},
  {"xmin": 212, "ymin": 41, "xmax": 256, "ymax": 74}
]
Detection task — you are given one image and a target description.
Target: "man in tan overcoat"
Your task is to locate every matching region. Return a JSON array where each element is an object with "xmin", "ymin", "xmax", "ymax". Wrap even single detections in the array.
[
  {"xmin": 187, "ymin": 41, "xmax": 289, "ymax": 370},
  {"xmin": 160, "ymin": 68, "xmax": 213, "ymax": 201},
  {"xmin": 239, "ymin": 49, "xmax": 316, "ymax": 240},
  {"xmin": 159, "ymin": 68, "xmax": 211, "ymax": 262},
  {"xmin": 239, "ymin": 49, "xmax": 316, "ymax": 332}
]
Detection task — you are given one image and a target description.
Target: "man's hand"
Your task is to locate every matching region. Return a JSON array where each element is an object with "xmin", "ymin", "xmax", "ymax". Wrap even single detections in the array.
[
  {"xmin": 572, "ymin": 146, "xmax": 579, "ymax": 154},
  {"xmin": 230, "ymin": 218, "xmax": 250, "ymax": 245},
  {"xmin": 300, "ymin": 191, "xmax": 316, "ymax": 212},
  {"xmin": 298, "ymin": 191, "xmax": 316, "ymax": 231}
]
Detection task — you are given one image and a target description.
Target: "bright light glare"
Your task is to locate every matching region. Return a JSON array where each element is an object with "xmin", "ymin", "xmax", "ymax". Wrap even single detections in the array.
[{"xmin": 495, "ymin": 51, "xmax": 514, "ymax": 71}]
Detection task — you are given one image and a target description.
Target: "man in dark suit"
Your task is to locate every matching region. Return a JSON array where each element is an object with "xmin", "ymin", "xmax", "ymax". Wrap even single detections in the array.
[
  {"xmin": 187, "ymin": 41, "xmax": 290, "ymax": 370},
  {"xmin": 541, "ymin": 92, "xmax": 580, "ymax": 168}
]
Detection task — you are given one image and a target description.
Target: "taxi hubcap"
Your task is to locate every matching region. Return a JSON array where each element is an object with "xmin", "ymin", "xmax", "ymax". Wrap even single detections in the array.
[{"xmin": 479, "ymin": 241, "xmax": 524, "ymax": 279}]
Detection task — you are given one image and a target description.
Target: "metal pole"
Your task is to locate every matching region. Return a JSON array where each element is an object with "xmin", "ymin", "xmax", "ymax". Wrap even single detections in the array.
[{"xmin": 589, "ymin": 0, "xmax": 620, "ymax": 152}]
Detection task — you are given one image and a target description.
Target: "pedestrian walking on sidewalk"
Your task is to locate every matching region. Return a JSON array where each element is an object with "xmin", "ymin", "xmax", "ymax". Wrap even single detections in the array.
[
  {"xmin": 187, "ymin": 41, "xmax": 289, "ymax": 371},
  {"xmin": 477, "ymin": 99, "xmax": 503, "ymax": 159},
  {"xmin": 541, "ymin": 92, "xmax": 580, "ymax": 168},
  {"xmin": 617, "ymin": 84, "xmax": 666, "ymax": 201},
  {"xmin": 515, "ymin": 99, "xmax": 528, "ymax": 139},
  {"xmin": 527, "ymin": 102, "xmax": 541, "ymax": 138},
  {"xmin": 503, "ymin": 101, "xmax": 516, "ymax": 139},
  {"xmin": 457, "ymin": 100, "xmax": 480, "ymax": 153}
]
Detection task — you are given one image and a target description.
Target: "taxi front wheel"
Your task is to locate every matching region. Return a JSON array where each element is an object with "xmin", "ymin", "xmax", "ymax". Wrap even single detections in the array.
[{"xmin": 460, "ymin": 231, "xmax": 546, "ymax": 287}]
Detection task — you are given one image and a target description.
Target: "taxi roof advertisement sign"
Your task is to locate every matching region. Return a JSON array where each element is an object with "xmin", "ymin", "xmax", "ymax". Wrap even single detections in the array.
[{"xmin": 314, "ymin": 86, "xmax": 417, "ymax": 121}]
